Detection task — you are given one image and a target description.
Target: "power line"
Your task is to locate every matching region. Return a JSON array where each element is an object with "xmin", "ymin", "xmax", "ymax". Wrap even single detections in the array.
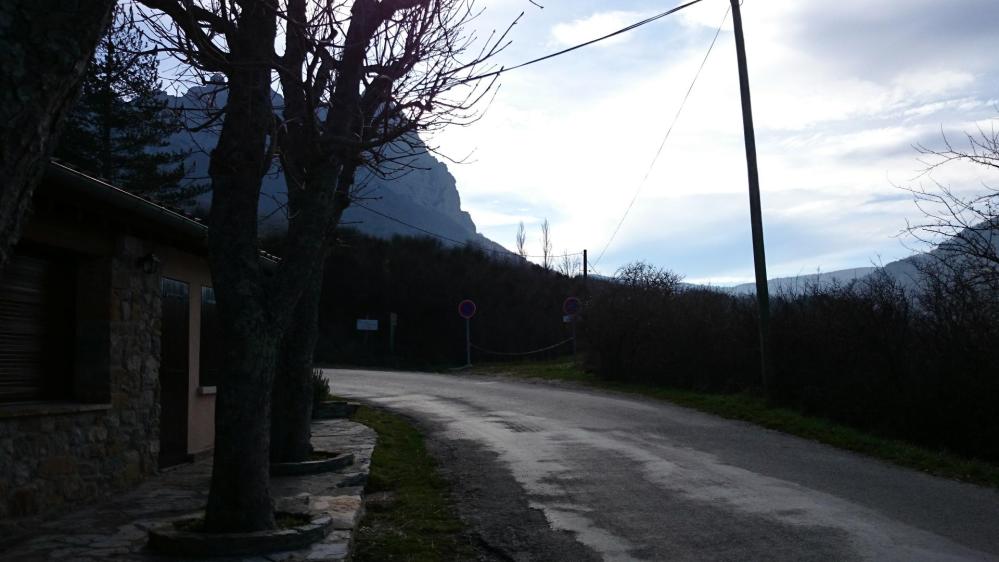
[
  {"xmin": 168, "ymin": 0, "xmax": 708, "ymax": 105},
  {"xmin": 384, "ymin": 0, "xmax": 714, "ymax": 269},
  {"xmin": 466, "ymin": 0, "xmax": 708, "ymax": 83},
  {"xmin": 165, "ymin": 1, "xmax": 711, "ymax": 270},
  {"xmin": 351, "ymin": 201, "xmax": 583, "ymax": 260},
  {"xmin": 592, "ymin": 4, "xmax": 731, "ymax": 269},
  {"xmin": 346, "ymin": 1, "xmax": 715, "ymax": 268}
]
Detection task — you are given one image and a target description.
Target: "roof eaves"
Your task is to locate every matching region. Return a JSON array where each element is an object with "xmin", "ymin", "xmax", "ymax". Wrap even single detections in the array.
[{"xmin": 45, "ymin": 161, "xmax": 279, "ymax": 267}]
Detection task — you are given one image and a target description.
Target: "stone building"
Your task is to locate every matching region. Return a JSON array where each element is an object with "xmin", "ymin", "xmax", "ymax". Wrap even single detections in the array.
[{"xmin": 0, "ymin": 162, "xmax": 223, "ymax": 522}]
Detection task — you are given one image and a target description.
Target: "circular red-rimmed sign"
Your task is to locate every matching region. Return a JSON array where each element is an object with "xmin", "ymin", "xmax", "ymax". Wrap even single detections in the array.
[
  {"xmin": 562, "ymin": 296, "xmax": 581, "ymax": 316},
  {"xmin": 458, "ymin": 299, "xmax": 477, "ymax": 319}
]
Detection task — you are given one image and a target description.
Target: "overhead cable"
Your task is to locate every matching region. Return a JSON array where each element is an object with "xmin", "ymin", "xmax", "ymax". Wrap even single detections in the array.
[
  {"xmin": 592, "ymin": 4, "xmax": 731, "ymax": 269},
  {"xmin": 465, "ymin": 0, "xmax": 708, "ymax": 83}
]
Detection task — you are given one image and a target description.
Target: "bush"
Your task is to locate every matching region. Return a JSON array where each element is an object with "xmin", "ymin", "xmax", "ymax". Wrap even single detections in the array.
[
  {"xmin": 315, "ymin": 230, "xmax": 582, "ymax": 368},
  {"xmin": 584, "ymin": 260, "xmax": 999, "ymax": 463},
  {"xmin": 583, "ymin": 262, "xmax": 757, "ymax": 392},
  {"xmin": 311, "ymin": 368, "xmax": 331, "ymax": 407}
]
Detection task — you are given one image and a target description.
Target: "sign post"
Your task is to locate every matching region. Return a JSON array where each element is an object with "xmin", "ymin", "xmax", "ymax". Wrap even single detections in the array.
[
  {"xmin": 389, "ymin": 313, "xmax": 398, "ymax": 356},
  {"xmin": 458, "ymin": 299, "xmax": 477, "ymax": 367},
  {"xmin": 563, "ymin": 297, "xmax": 581, "ymax": 355}
]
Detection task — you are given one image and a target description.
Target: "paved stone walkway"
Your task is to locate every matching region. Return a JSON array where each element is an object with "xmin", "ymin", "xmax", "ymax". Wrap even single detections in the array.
[{"xmin": 3, "ymin": 419, "xmax": 375, "ymax": 561}]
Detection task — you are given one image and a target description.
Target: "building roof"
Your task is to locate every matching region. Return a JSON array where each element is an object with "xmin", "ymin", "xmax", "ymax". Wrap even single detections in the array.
[
  {"xmin": 46, "ymin": 160, "xmax": 208, "ymax": 241},
  {"xmin": 43, "ymin": 161, "xmax": 279, "ymax": 264}
]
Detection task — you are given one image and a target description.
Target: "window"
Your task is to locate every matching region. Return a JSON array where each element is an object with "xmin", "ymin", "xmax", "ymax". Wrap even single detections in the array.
[
  {"xmin": 199, "ymin": 286, "xmax": 221, "ymax": 388},
  {"xmin": 0, "ymin": 249, "xmax": 75, "ymax": 402}
]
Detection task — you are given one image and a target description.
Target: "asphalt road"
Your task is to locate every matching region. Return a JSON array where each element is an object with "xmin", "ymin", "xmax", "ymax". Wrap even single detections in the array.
[{"xmin": 328, "ymin": 369, "xmax": 999, "ymax": 562}]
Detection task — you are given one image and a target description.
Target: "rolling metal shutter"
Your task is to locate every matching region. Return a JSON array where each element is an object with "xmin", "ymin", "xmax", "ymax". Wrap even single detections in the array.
[{"xmin": 0, "ymin": 254, "xmax": 56, "ymax": 401}]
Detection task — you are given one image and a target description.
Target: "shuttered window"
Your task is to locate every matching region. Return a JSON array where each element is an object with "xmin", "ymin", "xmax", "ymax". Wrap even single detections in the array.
[{"xmin": 0, "ymin": 251, "xmax": 73, "ymax": 402}]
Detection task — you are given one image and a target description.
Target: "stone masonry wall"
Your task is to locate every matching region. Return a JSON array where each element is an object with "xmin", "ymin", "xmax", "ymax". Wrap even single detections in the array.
[{"xmin": 0, "ymin": 235, "xmax": 161, "ymax": 521}]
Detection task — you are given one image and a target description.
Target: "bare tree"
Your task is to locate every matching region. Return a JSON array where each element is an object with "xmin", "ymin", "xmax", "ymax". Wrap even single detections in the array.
[
  {"xmin": 540, "ymin": 218, "xmax": 552, "ymax": 270},
  {"xmin": 138, "ymin": 0, "xmax": 285, "ymax": 532},
  {"xmin": 267, "ymin": 0, "xmax": 504, "ymax": 467},
  {"xmin": 0, "ymin": 1, "xmax": 115, "ymax": 269},
  {"xmin": 516, "ymin": 220, "xmax": 527, "ymax": 259},
  {"xmin": 556, "ymin": 249, "xmax": 581, "ymax": 277},
  {"xmin": 616, "ymin": 261, "xmax": 684, "ymax": 293},
  {"xmin": 139, "ymin": 0, "xmax": 508, "ymax": 532},
  {"xmin": 903, "ymin": 121, "xmax": 999, "ymax": 287}
]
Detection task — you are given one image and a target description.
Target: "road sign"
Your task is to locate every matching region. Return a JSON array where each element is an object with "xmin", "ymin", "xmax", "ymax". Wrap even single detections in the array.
[
  {"xmin": 458, "ymin": 299, "xmax": 477, "ymax": 319},
  {"xmin": 563, "ymin": 296, "xmax": 581, "ymax": 316},
  {"xmin": 356, "ymin": 319, "xmax": 378, "ymax": 331}
]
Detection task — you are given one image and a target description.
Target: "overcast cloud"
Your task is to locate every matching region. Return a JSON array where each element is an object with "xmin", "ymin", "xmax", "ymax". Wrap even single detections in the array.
[{"xmin": 433, "ymin": 0, "xmax": 999, "ymax": 283}]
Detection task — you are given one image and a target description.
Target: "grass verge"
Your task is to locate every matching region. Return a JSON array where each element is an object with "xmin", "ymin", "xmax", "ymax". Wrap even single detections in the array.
[
  {"xmin": 466, "ymin": 359, "xmax": 999, "ymax": 489},
  {"xmin": 350, "ymin": 405, "xmax": 472, "ymax": 562}
]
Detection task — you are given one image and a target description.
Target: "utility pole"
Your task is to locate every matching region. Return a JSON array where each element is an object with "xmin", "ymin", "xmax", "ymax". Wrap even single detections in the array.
[
  {"xmin": 582, "ymin": 249, "xmax": 588, "ymax": 284},
  {"xmin": 731, "ymin": 0, "xmax": 774, "ymax": 395}
]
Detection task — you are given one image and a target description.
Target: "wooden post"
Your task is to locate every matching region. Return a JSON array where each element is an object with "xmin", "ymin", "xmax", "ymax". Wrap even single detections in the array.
[{"xmin": 731, "ymin": 0, "xmax": 774, "ymax": 395}]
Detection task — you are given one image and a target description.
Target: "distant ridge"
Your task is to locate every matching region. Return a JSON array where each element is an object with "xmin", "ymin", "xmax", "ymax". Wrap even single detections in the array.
[
  {"xmin": 712, "ymin": 221, "xmax": 998, "ymax": 294},
  {"xmin": 722, "ymin": 267, "xmax": 878, "ymax": 295}
]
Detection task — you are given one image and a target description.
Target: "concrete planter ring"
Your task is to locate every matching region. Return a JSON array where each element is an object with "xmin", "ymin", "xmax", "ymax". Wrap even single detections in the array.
[
  {"xmin": 148, "ymin": 512, "xmax": 331, "ymax": 557},
  {"xmin": 312, "ymin": 400, "xmax": 358, "ymax": 420},
  {"xmin": 270, "ymin": 450, "xmax": 355, "ymax": 477}
]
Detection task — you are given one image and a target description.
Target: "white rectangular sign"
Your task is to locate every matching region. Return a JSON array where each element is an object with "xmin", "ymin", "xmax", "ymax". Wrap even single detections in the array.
[{"xmin": 356, "ymin": 319, "xmax": 379, "ymax": 331}]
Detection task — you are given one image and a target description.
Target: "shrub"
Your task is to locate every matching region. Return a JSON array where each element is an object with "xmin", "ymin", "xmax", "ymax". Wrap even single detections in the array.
[
  {"xmin": 315, "ymin": 231, "xmax": 582, "ymax": 368},
  {"xmin": 311, "ymin": 368, "xmax": 331, "ymax": 407},
  {"xmin": 584, "ymin": 261, "xmax": 999, "ymax": 463}
]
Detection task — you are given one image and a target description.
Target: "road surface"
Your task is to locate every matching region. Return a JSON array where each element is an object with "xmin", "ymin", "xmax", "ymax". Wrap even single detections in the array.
[{"xmin": 328, "ymin": 369, "xmax": 999, "ymax": 562}]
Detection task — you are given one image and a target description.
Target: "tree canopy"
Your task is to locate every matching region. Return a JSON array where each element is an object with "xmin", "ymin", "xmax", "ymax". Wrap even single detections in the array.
[{"xmin": 55, "ymin": 6, "xmax": 201, "ymax": 204}]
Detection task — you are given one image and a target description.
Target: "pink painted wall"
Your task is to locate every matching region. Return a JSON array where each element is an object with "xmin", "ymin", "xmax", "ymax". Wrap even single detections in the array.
[{"xmin": 157, "ymin": 246, "xmax": 216, "ymax": 457}]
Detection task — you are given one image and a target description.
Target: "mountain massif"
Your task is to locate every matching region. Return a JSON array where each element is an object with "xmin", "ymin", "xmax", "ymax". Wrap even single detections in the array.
[{"xmin": 168, "ymin": 86, "xmax": 509, "ymax": 255}]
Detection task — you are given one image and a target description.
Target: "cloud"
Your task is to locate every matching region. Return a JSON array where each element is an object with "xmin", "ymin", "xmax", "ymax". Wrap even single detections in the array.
[
  {"xmin": 437, "ymin": 0, "xmax": 999, "ymax": 283},
  {"xmin": 675, "ymin": 0, "xmax": 737, "ymax": 31},
  {"xmin": 549, "ymin": 11, "xmax": 646, "ymax": 48},
  {"xmin": 762, "ymin": 0, "xmax": 999, "ymax": 83},
  {"xmin": 464, "ymin": 208, "xmax": 538, "ymax": 228}
]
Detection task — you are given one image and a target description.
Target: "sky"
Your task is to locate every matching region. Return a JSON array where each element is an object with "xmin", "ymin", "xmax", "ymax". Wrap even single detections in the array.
[{"xmin": 429, "ymin": 0, "xmax": 999, "ymax": 284}]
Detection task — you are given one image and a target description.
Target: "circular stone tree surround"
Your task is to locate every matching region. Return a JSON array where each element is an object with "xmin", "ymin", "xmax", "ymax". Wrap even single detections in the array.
[
  {"xmin": 313, "ymin": 400, "xmax": 358, "ymax": 420},
  {"xmin": 148, "ymin": 513, "xmax": 332, "ymax": 557},
  {"xmin": 270, "ymin": 451, "xmax": 355, "ymax": 477}
]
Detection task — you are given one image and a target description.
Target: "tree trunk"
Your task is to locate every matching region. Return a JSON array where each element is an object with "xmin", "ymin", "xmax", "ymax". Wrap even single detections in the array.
[
  {"xmin": 203, "ymin": 4, "xmax": 279, "ymax": 528},
  {"xmin": 270, "ymin": 266, "xmax": 324, "ymax": 463},
  {"xmin": 204, "ymin": 159, "xmax": 279, "ymax": 530},
  {"xmin": 204, "ymin": 317, "xmax": 278, "ymax": 531},
  {"xmin": 269, "ymin": 157, "xmax": 356, "ymax": 463},
  {"xmin": 0, "ymin": 0, "xmax": 115, "ymax": 269}
]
